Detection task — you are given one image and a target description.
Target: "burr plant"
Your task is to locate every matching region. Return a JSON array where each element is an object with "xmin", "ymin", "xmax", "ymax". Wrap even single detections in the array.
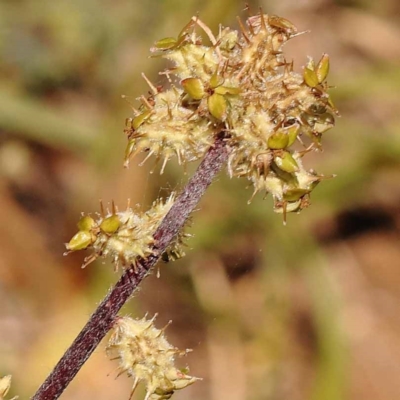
[
  {"xmin": 67, "ymin": 12, "xmax": 338, "ymax": 272},
  {"xmin": 107, "ymin": 316, "xmax": 199, "ymax": 400},
  {"xmin": 34, "ymin": 9, "xmax": 338, "ymax": 400},
  {"xmin": 65, "ymin": 194, "xmax": 186, "ymax": 271}
]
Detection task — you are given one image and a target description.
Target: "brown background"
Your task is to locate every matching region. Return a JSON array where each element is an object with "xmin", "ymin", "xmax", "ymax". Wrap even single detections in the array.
[{"xmin": 0, "ymin": 0, "xmax": 400, "ymax": 399}]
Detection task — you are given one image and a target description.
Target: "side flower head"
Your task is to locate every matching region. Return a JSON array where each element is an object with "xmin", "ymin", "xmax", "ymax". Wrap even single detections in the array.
[
  {"xmin": 65, "ymin": 194, "xmax": 186, "ymax": 270},
  {"xmin": 107, "ymin": 315, "xmax": 200, "ymax": 400},
  {"xmin": 123, "ymin": 10, "xmax": 338, "ymax": 221}
]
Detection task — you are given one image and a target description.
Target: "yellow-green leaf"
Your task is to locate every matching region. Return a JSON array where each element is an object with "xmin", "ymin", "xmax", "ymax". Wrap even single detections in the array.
[
  {"xmin": 77, "ymin": 216, "xmax": 95, "ymax": 231},
  {"xmin": 208, "ymin": 93, "xmax": 227, "ymax": 120},
  {"xmin": 283, "ymin": 188, "xmax": 309, "ymax": 202},
  {"xmin": 154, "ymin": 37, "xmax": 177, "ymax": 50},
  {"xmin": 274, "ymin": 151, "xmax": 299, "ymax": 173},
  {"xmin": 268, "ymin": 131, "xmax": 289, "ymax": 149},
  {"xmin": 67, "ymin": 231, "xmax": 93, "ymax": 251},
  {"xmin": 182, "ymin": 78, "xmax": 205, "ymax": 100},
  {"xmin": 100, "ymin": 215, "xmax": 121, "ymax": 234},
  {"xmin": 132, "ymin": 110, "xmax": 152, "ymax": 130},
  {"xmin": 286, "ymin": 123, "xmax": 300, "ymax": 146},
  {"xmin": 316, "ymin": 53, "xmax": 330, "ymax": 83},
  {"xmin": 303, "ymin": 67, "xmax": 319, "ymax": 88},
  {"xmin": 214, "ymin": 86, "xmax": 241, "ymax": 95},
  {"xmin": 209, "ymin": 73, "xmax": 224, "ymax": 89}
]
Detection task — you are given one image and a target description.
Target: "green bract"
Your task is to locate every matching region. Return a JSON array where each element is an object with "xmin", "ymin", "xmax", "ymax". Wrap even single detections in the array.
[
  {"xmin": 77, "ymin": 215, "xmax": 95, "ymax": 231},
  {"xmin": 207, "ymin": 93, "xmax": 227, "ymax": 120},
  {"xmin": 182, "ymin": 78, "xmax": 205, "ymax": 100},
  {"xmin": 65, "ymin": 195, "xmax": 186, "ymax": 270},
  {"xmin": 274, "ymin": 151, "xmax": 299, "ymax": 173},
  {"xmin": 100, "ymin": 215, "xmax": 121, "ymax": 234},
  {"xmin": 268, "ymin": 131, "xmax": 289, "ymax": 149},
  {"xmin": 132, "ymin": 110, "xmax": 152, "ymax": 130},
  {"xmin": 316, "ymin": 54, "xmax": 330, "ymax": 83},
  {"xmin": 303, "ymin": 66, "xmax": 319, "ymax": 88},
  {"xmin": 67, "ymin": 231, "xmax": 93, "ymax": 251}
]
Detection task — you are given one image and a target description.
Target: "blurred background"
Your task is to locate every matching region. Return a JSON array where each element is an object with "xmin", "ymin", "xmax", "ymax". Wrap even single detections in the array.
[{"xmin": 1, "ymin": 0, "xmax": 400, "ymax": 399}]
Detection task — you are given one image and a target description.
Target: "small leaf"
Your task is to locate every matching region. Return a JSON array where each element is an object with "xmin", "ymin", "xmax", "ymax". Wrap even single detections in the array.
[
  {"xmin": 209, "ymin": 73, "xmax": 224, "ymax": 89},
  {"xmin": 274, "ymin": 199, "xmax": 302, "ymax": 214},
  {"xmin": 207, "ymin": 93, "xmax": 227, "ymax": 120},
  {"xmin": 314, "ymin": 112, "xmax": 335, "ymax": 133},
  {"xmin": 124, "ymin": 139, "xmax": 136, "ymax": 163},
  {"xmin": 268, "ymin": 15, "xmax": 297, "ymax": 34},
  {"xmin": 154, "ymin": 37, "xmax": 177, "ymax": 50},
  {"xmin": 77, "ymin": 216, "xmax": 95, "ymax": 231},
  {"xmin": 316, "ymin": 53, "xmax": 330, "ymax": 83},
  {"xmin": 268, "ymin": 130, "xmax": 289, "ymax": 149},
  {"xmin": 303, "ymin": 66, "xmax": 319, "ymax": 88},
  {"xmin": 283, "ymin": 188, "xmax": 310, "ymax": 202},
  {"xmin": 274, "ymin": 151, "xmax": 299, "ymax": 173},
  {"xmin": 286, "ymin": 123, "xmax": 300, "ymax": 146},
  {"xmin": 182, "ymin": 78, "xmax": 205, "ymax": 100},
  {"xmin": 100, "ymin": 215, "xmax": 121, "ymax": 234},
  {"xmin": 214, "ymin": 86, "xmax": 241, "ymax": 95},
  {"xmin": 67, "ymin": 231, "xmax": 93, "ymax": 251},
  {"xmin": 132, "ymin": 110, "xmax": 152, "ymax": 130}
]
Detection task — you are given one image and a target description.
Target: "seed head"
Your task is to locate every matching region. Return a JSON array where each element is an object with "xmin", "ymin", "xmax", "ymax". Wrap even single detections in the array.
[
  {"xmin": 123, "ymin": 11, "xmax": 338, "ymax": 219},
  {"xmin": 107, "ymin": 315, "xmax": 200, "ymax": 400},
  {"xmin": 65, "ymin": 194, "xmax": 186, "ymax": 270}
]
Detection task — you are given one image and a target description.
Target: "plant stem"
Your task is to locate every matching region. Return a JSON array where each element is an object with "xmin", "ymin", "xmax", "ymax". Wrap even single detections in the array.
[{"xmin": 31, "ymin": 135, "xmax": 229, "ymax": 400}]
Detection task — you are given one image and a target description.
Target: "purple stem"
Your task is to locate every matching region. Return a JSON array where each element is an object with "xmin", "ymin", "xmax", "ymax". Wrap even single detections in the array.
[{"xmin": 31, "ymin": 136, "xmax": 229, "ymax": 400}]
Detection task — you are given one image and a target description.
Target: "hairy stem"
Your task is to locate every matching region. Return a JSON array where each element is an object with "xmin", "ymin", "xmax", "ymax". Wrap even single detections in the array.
[{"xmin": 31, "ymin": 135, "xmax": 229, "ymax": 400}]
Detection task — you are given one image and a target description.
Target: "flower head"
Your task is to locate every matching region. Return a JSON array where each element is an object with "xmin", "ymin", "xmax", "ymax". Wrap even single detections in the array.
[
  {"xmin": 107, "ymin": 315, "xmax": 200, "ymax": 400},
  {"xmin": 124, "ymin": 12, "xmax": 337, "ymax": 219},
  {"xmin": 65, "ymin": 194, "xmax": 185, "ymax": 270}
]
